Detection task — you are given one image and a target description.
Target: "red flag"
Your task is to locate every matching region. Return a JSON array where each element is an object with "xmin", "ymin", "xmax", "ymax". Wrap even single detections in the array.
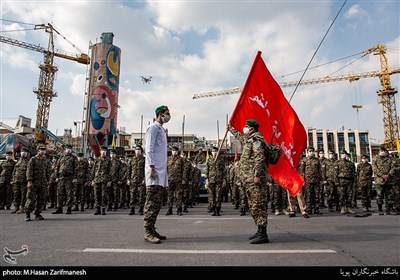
[{"xmin": 230, "ymin": 51, "xmax": 307, "ymax": 197}]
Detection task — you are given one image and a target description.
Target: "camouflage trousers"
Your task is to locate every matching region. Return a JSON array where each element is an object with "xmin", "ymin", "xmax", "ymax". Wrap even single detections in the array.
[
  {"xmin": 358, "ymin": 180, "xmax": 373, "ymax": 208},
  {"xmin": 144, "ymin": 185, "xmax": 164, "ymax": 229},
  {"xmin": 239, "ymin": 183, "xmax": 249, "ymax": 209},
  {"xmin": 326, "ymin": 181, "xmax": 338, "ymax": 208},
  {"xmin": 13, "ymin": 182, "xmax": 27, "ymax": 208},
  {"xmin": 376, "ymin": 183, "xmax": 394, "ymax": 207},
  {"xmin": 273, "ymin": 184, "xmax": 287, "ymax": 211},
  {"xmin": 208, "ymin": 182, "xmax": 222, "ymax": 209},
  {"xmin": 304, "ymin": 182, "xmax": 320, "ymax": 211},
  {"xmin": 95, "ymin": 182, "xmax": 109, "ymax": 208},
  {"xmin": 338, "ymin": 178, "xmax": 354, "ymax": 208},
  {"xmin": 74, "ymin": 182, "xmax": 85, "ymax": 205},
  {"xmin": 231, "ymin": 183, "xmax": 240, "ymax": 206},
  {"xmin": 84, "ymin": 184, "xmax": 94, "ymax": 206},
  {"xmin": 246, "ymin": 183, "xmax": 268, "ymax": 227},
  {"xmin": 58, "ymin": 177, "xmax": 75, "ymax": 208},
  {"xmin": 0, "ymin": 182, "xmax": 13, "ymax": 208},
  {"xmin": 182, "ymin": 184, "xmax": 191, "ymax": 207},
  {"xmin": 393, "ymin": 184, "xmax": 400, "ymax": 211},
  {"xmin": 167, "ymin": 181, "xmax": 183, "ymax": 209},
  {"xmin": 48, "ymin": 182, "xmax": 57, "ymax": 206},
  {"xmin": 130, "ymin": 181, "xmax": 146, "ymax": 208},
  {"xmin": 25, "ymin": 183, "xmax": 45, "ymax": 214}
]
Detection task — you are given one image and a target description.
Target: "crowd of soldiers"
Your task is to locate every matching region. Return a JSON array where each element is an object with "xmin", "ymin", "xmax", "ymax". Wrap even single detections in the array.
[{"xmin": 0, "ymin": 142, "xmax": 399, "ymax": 222}]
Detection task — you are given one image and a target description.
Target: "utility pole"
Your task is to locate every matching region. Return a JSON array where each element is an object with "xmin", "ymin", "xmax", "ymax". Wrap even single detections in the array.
[
  {"xmin": 140, "ymin": 115, "xmax": 143, "ymax": 145},
  {"xmin": 182, "ymin": 115, "xmax": 185, "ymax": 151}
]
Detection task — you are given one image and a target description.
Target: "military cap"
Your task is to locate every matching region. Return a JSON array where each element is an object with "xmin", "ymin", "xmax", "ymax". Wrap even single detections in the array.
[
  {"xmin": 307, "ymin": 146, "xmax": 315, "ymax": 151},
  {"xmin": 37, "ymin": 144, "xmax": 46, "ymax": 150},
  {"xmin": 22, "ymin": 147, "xmax": 30, "ymax": 152},
  {"xmin": 64, "ymin": 143, "xmax": 73, "ymax": 148},
  {"xmin": 88, "ymin": 156, "xmax": 94, "ymax": 160},
  {"xmin": 100, "ymin": 145, "xmax": 108, "ymax": 150},
  {"xmin": 135, "ymin": 145, "xmax": 143, "ymax": 151},
  {"xmin": 361, "ymin": 154, "xmax": 368, "ymax": 159},
  {"xmin": 77, "ymin": 152, "xmax": 84, "ymax": 157},
  {"xmin": 5, "ymin": 150, "xmax": 13, "ymax": 155},
  {"xmin": 172, "ymin": 146, "xmax": 179, "ymax": 151},
  {"xmin": 245, "ymin": 119, "xmax": 259, "ymax": 129},
  {"xmin": 340, "ymin": 149, "xmax": 348, "ymax": 155},
  {"xmin": 212, "ymin": 146, "xmax": 218, "ymax": 151},
  {"xmin": 110, "ymin": 149, "xmax": 117, "ymax": 154},
  {"xmin": 328, "ymin": 149, "xmax": 334, "ymax": 153},
  {"xmin": 379, "ymin": 145, "xmax": 388, "ymax": 151},
  {"xmin": 155, "ymin": 105, "xmax": 169, "ymax": 115}
]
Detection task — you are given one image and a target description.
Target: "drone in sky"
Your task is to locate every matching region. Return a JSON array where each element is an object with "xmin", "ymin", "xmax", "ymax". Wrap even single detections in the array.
[{"xmin": 141, "ymin": 76, "xmax": 152, "ymax": 84}]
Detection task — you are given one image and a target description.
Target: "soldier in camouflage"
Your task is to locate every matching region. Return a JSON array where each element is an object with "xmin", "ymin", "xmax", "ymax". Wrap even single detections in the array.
[
  {"xmin": 74, "ymin": 152, "xmax": 89, "ymax": 212},
  {"xmin": 299, "ymin": 146, "xmax": 322, "ymax": 215},
  {"xmin": 194, "ymin": 148, "xmax": 206, "ymax": 165},
  {"xmin": 337, "ymin": 150, "xmax": 356, "ymax": 214},
  {"xmin": 0, "ymin": 150, "xmax": 15, "ymax": 210},
  {"xmin": 118, "ymin": 155, "xmax": 128, "ymax": 209},
  {"xmin": 356, "ymin": 154, "xmax": 373, "ymax": 212},
  {"xmin": 325, "ymin": 150, "xmax": 339, "ymax": 212},
  {"xmin": 318, "ymin": 149, "xmax": 328, "ymax": 209},
  {"xmin": 11, "ymin": 148, "xmax": 30, "ymax": 214},
  {"xmin": 372, "ymin": 146, "xmax": 395, "ymax": 215},
  {"xmin": 229, "ymin": 119, "xmax": 273, "ymax": 244},
  {"xmin": 389, "ymin": 152, "xmax": 400, "ymax": 214},
  {"xmin": 85, "ymin": 156, "xmax": 95, "ymax": 209},
  {"xmin": 128, "ymin": 145, "xmax": 145, "ymax": 215},
  {"xmin": 166, "ymin": 146, "xmax": 184, "ymax": 216},
  {"xmin": 48, "ymin": 155, "xmax": 60, "ymax": 209},
  {"xmin": 52, "ymin": 144, "xmax": 78, "ymax": 215},
  {"xmin": 93, "ymin": 146, "xmax": 111, "ymax": 215},
  {"xmin": 190, "ymin": 162, "xmax": 202, "ymax": 206},
  {"xmin": 181, "ymin": 151, "xmax": 192, "ymax": 213},
  {"xmin": 109, "ymin": 149, "xmax": 122, "ymax": 211},
  {"xmin": 205, "ymin": 146, "xmax": 225, "ymax": 216},
  {"xmin": 25, "ymin": 145, "xmax": 51, "ymax": 221}
]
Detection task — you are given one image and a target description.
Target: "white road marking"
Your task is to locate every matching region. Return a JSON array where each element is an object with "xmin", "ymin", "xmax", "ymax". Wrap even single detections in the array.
[{"xmin": 83, "ymin": 248, "xmax": 336, "ymax": 254}]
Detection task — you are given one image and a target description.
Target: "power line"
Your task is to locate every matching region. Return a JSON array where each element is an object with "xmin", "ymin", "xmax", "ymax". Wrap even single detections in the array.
[{"xmin": 0, "ymin": 18, "xmax": 36, "ymax": 26}]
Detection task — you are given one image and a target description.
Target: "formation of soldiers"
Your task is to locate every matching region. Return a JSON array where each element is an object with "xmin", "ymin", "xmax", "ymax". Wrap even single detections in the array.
[{"xmin": 1, "ymin": 143, "xmax": 399, "ymax": 221}]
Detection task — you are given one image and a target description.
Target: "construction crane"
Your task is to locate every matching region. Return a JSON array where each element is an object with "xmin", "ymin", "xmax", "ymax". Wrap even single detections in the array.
[
  {"xmin": 192, "ymin": 45, "xmax": 400, "ymax": 150},
  {"xmin": 0, "ymin": 23, "xmax": 90, "ymax": 141}
]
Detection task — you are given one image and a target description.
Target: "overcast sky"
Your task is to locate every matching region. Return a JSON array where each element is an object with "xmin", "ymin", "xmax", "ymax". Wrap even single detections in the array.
[{"xmin": 1, "ymin": 0, "xmax": 399, "ymax": 144}]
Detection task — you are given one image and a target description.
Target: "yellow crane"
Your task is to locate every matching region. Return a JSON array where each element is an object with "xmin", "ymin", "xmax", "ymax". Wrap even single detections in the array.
[
  {"xmin": 192, "ymin": 45, "xmax": 400, "ymax": 150},
  {"xmin": 0, "ymin": 23, "xmax": 90, "ymax": 141}
]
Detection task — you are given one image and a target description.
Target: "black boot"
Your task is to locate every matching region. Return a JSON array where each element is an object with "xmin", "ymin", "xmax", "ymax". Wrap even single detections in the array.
[
  {"xmin": 65, "ymin": 207, "xmax": 72, "ymax": 215},
  {"xmin": 129, "ymin": 207, "xmax": 135, "ymax": 215},
  {"xmin": 250, "ymin": 226, "xmax": 269, "ymax": 244},
  {"xmin": 25, "ymin": 212, "xmax": 31, "ymax": 222},
  {"xmin": 52, "ymin": 207, "xmax": 63, "ymax": 214},
  {"xmin": 248, "ymin": 226, "xmax": 262, "ymax": 240},
  {"xmin": 216, "ymin": 207, "xmax": 221, "ymax": 216},
  {"xmin": 35, "ymin": 213, "xmax": 44, "ymax": 220},
  {"xmin": 48, "ymin": 203, "xmax": 55, "ymax": 209},
  {"xmin": 113, "ymin": 203, "xmax": 118, "ymax": 212},
  {"xmin": 183, "ymin": 206, "xmax": 188, "ymax": 213},
  {"xmin": 165, "ymin": 208, "xmax": 173, "ymax": 215},
  {"xmin": 152, "ymin": 228, "xmax": 167, "ymax": 240},
  {"xmin": 85, "ymin": 204, "xmax": 90, "ymax": 209},
  {"xmin": 72, "ymin": 205, "xmax": 79, "ymax": 211},
  {"xmin": 208, "ymin": 207, "xmax": 214, "ymax": 213},
  {"xmin": 138, "ymin": 207, "xmax": 144, "ymax": 215},
  {"xmin": 212, "ymin": 207, "xmax": 217, "ymax": 216},
  {"xmin": 240, "ymin": 208, "xmax": 246, "ymax": 216},
  {"xmin": 80, "ymin": 204, "xmax": 84, "ymax": 212},
  {"xmin": 106, "ymin": 204, "xmax": 112, "ymax": 211},
  {"xmin": 101, "ymin": 208, "xmax": 106, "ymax": 215},
  {"xmin": 94, "ymin": 206, "xmax": 101, "ymax": 215},
  {"xmin": 378, "ymin": 204, "xmax": 384, "ymax": 215},
  {"xmin": 177, "ymin": 207, "xmax": 183, "ymax": 216}
]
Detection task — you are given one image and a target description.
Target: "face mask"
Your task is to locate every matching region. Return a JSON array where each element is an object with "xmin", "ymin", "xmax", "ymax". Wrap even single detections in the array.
[
  {"xmin": 379, "ymin": 151, "xmax": 387, "ymax": 157},
  {"xmin": 101, "ymin": 151, "xmax": 107, "ymax": 157},
  {"xmin": 6, "ymin": 155, "xmax": 12, "ymax": 160},
  {"xmin": 88, "ymin": 160, "xmax": 93, "ymax": 164},
  {"xmin": 361, "ymin": 159, "xmax": 368, "ymax": 163},
  {"xmin": 340, "ymin": 154, "xmax": 347, "ymax": 160},
  {"xmin": 135, "ymin": 150, "xmax": 142, "ymax": 156},
  {"xmin": 78, "ymin": 157, "xmax": 83, "ymax": 161},
  {"xmin": 65, "ymin": 149, "xmax": 72, "ymax": 154},
  {"xmin": 212, "ymin": 151, "xmax": 217, "ymax": 157},
  {"xmin": 111, "ymin": 154, "xmax": 117, "ymax": 158},
  {"xmin": 328, "ymin": 154, "xmax": 333, "ymax": 159},
  {"xmin": 243, "ymin": 127, "xmax": 251, "ymax": 135},
  {"xmin": 319, "ymin": 153, "xmax": 324, "ymax": 158},
  {"xmin": 39, "ymin": 150, "xmax": 46, "ymax": 156},
  {"xmin": 21, "ymin": 152, "xmax": 28, "ymax": 158},
  {"xmin": 161, "ymin": 113, "xmax": 171, "ymax": 123},
  {"xmin": 172, "ymin": 151, "xmax": 178, "ymax": 156},
  {"xmin": 307, "ymin": 152, "xmax": 314, "ymax": 157}
]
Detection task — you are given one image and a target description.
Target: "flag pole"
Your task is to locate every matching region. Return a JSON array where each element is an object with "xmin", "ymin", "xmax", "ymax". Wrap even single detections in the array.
[{"xmin": 215, "ymin": 127, "xmax": 229, "ymax": 160}]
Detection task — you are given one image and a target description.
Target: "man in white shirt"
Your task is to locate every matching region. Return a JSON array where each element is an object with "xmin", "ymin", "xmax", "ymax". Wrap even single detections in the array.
[{"xmin": 143, "ymin": 105, "xmax": 170, "ymax": 244}]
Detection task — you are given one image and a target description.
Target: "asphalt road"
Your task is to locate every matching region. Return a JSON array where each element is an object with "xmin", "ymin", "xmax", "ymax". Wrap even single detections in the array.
[{"xmin": 0, "ymin": 200, "xmax": 399, "ymax": 276}]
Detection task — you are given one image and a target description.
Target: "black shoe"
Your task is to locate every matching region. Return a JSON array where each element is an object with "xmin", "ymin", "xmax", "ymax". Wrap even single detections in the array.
[
  {"xmin": 35, "ymin": 214, "xmax": 44, "ymax": 220},
  {"xmin": 25, "ymin": 212, "xmax": 31, "ymax": 222},
  {"xmin": 165, "ymin": 209, "xmax": 173, "ymax": 215},
  {"xmin": 101, "ymin": 208, "xmax": 106, "ymax": 215},
  {"xmin": 65, "ymin": 207, "xmax": 72, "ymax": 215},
  {"xmin": 289, "ymin": 212, "xmax": 296, "ymax": 218},
  {"xmin": 94, "ymin": 206, "xmax": 101, "ymax": 215},
  {"xmin": 129, "ymin": 208, "xmax": 135, "ymax": 215},
  {"xmin": 72, "ymin": 205, "xmax": 79, "ymax": 211},
  {"xmin": 52, "ymin": 208, "xmax": 63, "ymax": 214},
  {"xmin": 302, "ymin": 213, "xmax": 310, "ymax": 218},
  {"xmin": 138, "ymin": 207, "xmax": 144, "ymax": 215},
  {"xmin": 249, "ymin": 227, "xmax": 269, "ymax": 244}
]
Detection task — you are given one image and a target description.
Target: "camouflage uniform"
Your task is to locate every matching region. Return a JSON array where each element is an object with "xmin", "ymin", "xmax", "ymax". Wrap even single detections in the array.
[
  {"xmin": 230, "ymin": 126, "xmax": 271, "ymax": 244},
  {"xmin": 0, "ymin": 157, "xmax": 15, "ymax": 210},
  {"xmin": 109, "ymin": 156, "xmax": 122, "ymax": 210},
  {"xmin": 11, "ymin": 156, "xmax": 29, "ymax": 212},
  {"xmin": 337, "ymin": 156, "xmax": 356, "ymax": 214},
  {"xmin": 48, "ymin": 158, "xmax": 60, "ymax": 209},
  {"xmin": 128, "ymin": 155, "xmax": 145, "ymax": 214},
  {"xmin": 272, "ymin": 179, "xmax": 287, "ymax": 215},
  {"xmin": 93, "ymin": 155, "xmax": 111, "ymax": 214},
  {"xmin": 319, "ymin": 155, "xmax": 328, "ymax": 208},
  {"xmin": 56, "ymin": 153, "xmax": 78, "ymax": 213},
  {"xmin": 325, "ymin": 156, "xmax": 339, "ymax": 211},
  {"xmin": 25, "ymin": 153, "xmax": 51, "ymax": 218},
  {"xmin": 191, "ymin": 164, "xmax": 201, "ymax": 206},
  {"xmin": 390, "ymin": 156, "xmax": 400, "ymax": 213},
  {"xmin": 182, "ymin": 156, "xmax": 192, "ymax": 212},
  {"xmin": 230, "ymin": 162, "xmax": 240, "ymax": 209},
  {"xmin": 356, "ymin": 160, "xmax": 373, "ymax": 211},
  {"xmin": 194, "ymin": 152, "xmax": 206, "ymax": 165},
  {"xmin": 372, "ymin": 153, "xmax": 395, "ymax": 214},
  {"xmin": 166, "ymin": 154, "xmax": 184, "ymax": 214},
  {"xmin": 119, "ymin": 159, "xmax": 128, "ymax": 209},
  {"xmin": 84, "ymin": 159, "xmax": 95, "ymax": 209},
  {"xmin": 299, "ymin": 154, "xmax": 322, "ymax": 214},
  {"xmin": 75, "ymin": 157, "xmax": 89, "ymax": 211},
  {"xmin": 205, "ymin": 152, "xmax": 225, "ymax": 215}
]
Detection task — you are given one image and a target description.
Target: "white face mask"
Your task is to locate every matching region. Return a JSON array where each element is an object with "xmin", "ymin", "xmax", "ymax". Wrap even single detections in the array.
[
  {"xmin": 319, "ymin": 153, "xmax": 324, "ymax": 158},
  {"xmin": 172, "ymin": 151, "xmax": 178, "ymax": 156},
  {"xmin": 243, "ymin": 127, "xmax": 251, "ymax": 135},
  {"xmin": 6, "ymin": 155, "xmax": 12, "ymax": 160},
  {"xmin": 65, "ymin": 149, "xmax": 72, "ymax": 154},
  {"xmin": 21, "ymin": 152, "xmax": 28, "ymax": 158},
  {"xmin": 78, "ymin": 157, "xmax": 83, "ymax": 161},
  {"xmin": 361, "ymin": 159, "xmax": 368, "ymax": 163},
  {"xmin": 340, "ymin": 154, "xmax": 347, "ymax": 160},
  {"xmin": 379, "ymin": 151, "xmax": 387, "ymax": 157},
  {"xmin": 212, "ymin": 151, "xmax": 217, "ymax": 157},
  {"xmin": 39, "ymin": 150, "xmax": 46, "ymax": 156},
  {"xmin": 161, "ymin": 113, "xmax": 171, "ymax": 123},
  {"xmin": 101, "ymin": 151, "xmax": 107, "ymax": 157},
  {"xmin": 328, "ymin": 154, "xmax": 334, "ymax": 159},
  {"xmin": 307, "ymin": 151, "xmax": 314, "ymax": 157},
  {"xmin": 135, "ymin": 150, "xmax": 142, "ymax": 156}
]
